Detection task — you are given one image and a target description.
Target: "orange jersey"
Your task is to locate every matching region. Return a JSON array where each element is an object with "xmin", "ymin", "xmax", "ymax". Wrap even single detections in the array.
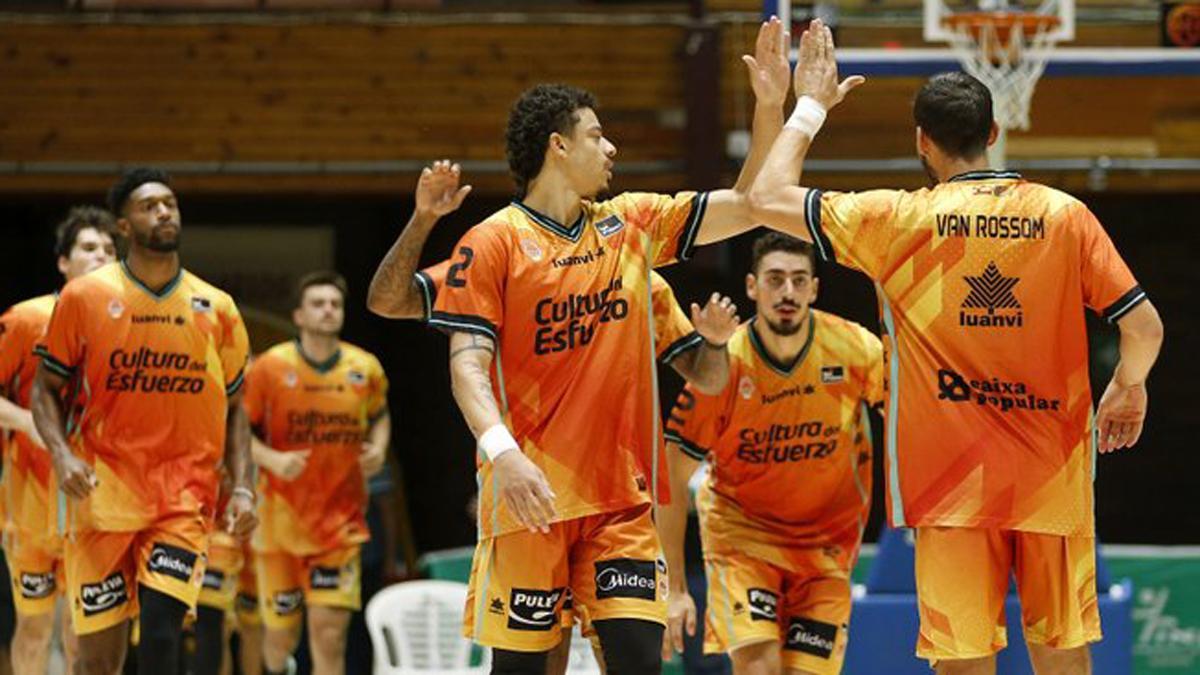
[
  {"xmin": 804, "ymin": 171, "xmax": 1146, "ymax": 535},
  {"xmin": 666, "ymin": 312, "xmax": 882, "ymax": 573},
  {"xmin": 244, "ymin": 340, "xmax": 388, "ymax": 555},
  {"xmin": 420, "ymin": 264, "xmax": 700, "ymax": 507},
  {"xmin": 419, "ymin": 265, "xmax": 702, "ymax": 365},
  {"xmin": 35, "ymin": 261, "xmax": 249, "ymax": 532},
  {"xmin": 430, "ymin": 193, "xmax": 708, "ymax": 537},
  {"xmin": 0, "ymin": 294, "xmax": 57, "ymax": 534}
]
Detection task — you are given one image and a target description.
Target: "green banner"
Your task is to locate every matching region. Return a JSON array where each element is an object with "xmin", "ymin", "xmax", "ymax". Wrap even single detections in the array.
[{"xmin": 1107, "ymin": 546, "xmax": 1200, "ymax": 674}]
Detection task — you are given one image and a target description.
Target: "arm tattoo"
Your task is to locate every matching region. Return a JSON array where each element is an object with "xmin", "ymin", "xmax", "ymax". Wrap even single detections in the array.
[
  {"xmin": 449, "ymin": 333, "xmax": 495, "ymax": 359},
  {"xmin": 367, "ymin": 216, "xmax": 436, "ymax": 316}
]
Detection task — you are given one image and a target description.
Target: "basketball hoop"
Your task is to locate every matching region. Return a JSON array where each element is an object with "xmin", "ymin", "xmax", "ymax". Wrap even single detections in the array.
[{"xmin": 941, "ymin": 11, "xmax": 1063, "ymax": 131}]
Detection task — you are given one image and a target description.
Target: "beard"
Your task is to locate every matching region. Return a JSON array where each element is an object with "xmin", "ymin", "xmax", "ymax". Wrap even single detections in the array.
[
  {"xmin": 135, "ymin": 225, "xmax": 180, "ymax": 253},
  {"xmin": 919, "ymin": 154, "xmax": 938, "ymax": 186},
  {"xmin": 762, "ymin": 306, "xmax": 808, "ymax": 337}
]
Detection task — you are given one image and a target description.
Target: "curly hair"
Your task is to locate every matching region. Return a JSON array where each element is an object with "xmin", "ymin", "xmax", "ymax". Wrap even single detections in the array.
[
  {"xmin": 107, "ymin": 166, "xmax": 172, "ymax": 216},
  {"xmin": 54, "ymin": 205, "xmax": 117, "ymax": 259},
  {"xmin": 505, "ymin": 84, "xmax": 598, "ymax": 198}
]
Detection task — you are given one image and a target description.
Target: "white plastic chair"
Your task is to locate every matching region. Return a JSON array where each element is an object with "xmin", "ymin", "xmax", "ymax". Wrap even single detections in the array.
[{"xmin": 366, "ymin": 580, "xmax": 490, "ymax": 675}]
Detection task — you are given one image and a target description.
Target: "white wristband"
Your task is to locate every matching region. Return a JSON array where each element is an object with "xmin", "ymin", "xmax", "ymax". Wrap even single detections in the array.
[
  {"xmin": 478, "ymin": 424, "xmax": 519, "ymax": 462},
  {"xmin": 784, "ymin": 96, "xmax": 827, "ymax": 137}
]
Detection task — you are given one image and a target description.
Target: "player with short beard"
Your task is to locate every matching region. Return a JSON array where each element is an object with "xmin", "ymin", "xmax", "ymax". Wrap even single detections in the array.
[
  {"xmin": 660, "ymin": 233, "xmax": 883, "ymax": 675},
  {"xmin": 30, "ymin": 167, "xmax": 256, "ymax": 675}
]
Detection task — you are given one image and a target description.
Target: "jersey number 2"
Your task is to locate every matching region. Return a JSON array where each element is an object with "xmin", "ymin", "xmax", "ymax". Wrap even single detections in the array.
[{"xmin": 447, "ymin": 246, "xmax": 474, "ymax": 288}]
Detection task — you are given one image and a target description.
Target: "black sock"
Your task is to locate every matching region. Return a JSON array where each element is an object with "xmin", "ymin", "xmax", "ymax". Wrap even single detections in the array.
[{"xmin": 136, "ymin": 586, "xmax": 189, "ymax": 675}]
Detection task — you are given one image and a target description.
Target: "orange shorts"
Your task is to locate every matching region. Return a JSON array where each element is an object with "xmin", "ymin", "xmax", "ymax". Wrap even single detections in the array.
[
  {"xmin": 255, "ymin": 545, "xmax": 361, "ymax": 630},
  {"xmin": 65, "ymin": 512, "xmax": 210, "ymax": 635},
  {"xmin": 197, "ymin": 531, "xmax": 244, "ymax": 613},
  {"xmin": 4, "ymin": 528, "xmax": 65, "ymax": 616},
  {"xmin": 463, "ymin": 503, "xmax": 666, "ymax": 653},
  {"xmin": 703, "ymin": 550, "xmax": 850, "ymax": 674},
  {"xmin": 914, "ymin": 527, "xmax": 1102, "ymax": 662},
  {"xmin": 235, "ymin": 541, "xmax": 260, "ymax": 628}
]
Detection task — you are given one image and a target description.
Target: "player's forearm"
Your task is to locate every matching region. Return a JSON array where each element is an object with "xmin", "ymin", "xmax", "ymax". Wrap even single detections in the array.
[
  {"xmin": 448, "ymin": 334, "xmax": 504, "ymax": 439},
  {"xmin": 224, "ymin": 395, "xmax": 254, "ymax": 490},
  {"xmin": 1113, "ymin": 301, "xmax": 1164, "ymax": 387},
  {"xmin": 249, "ymin": 434, "xmax": 280, "ymax": 472},
  {"xmin": 366, "ymin": 210, "xmax": 439, "ymax": 319},
  {"xmin": 747, "ymin": 126, "xmax": 817, "ymax": 239},
  {"xmin": 364, "ymin": 412, "xmax": 392, "ymax": 477},
  {"xmin": 659, "ymin": 447, "xmax": 700, "ymax": 593},
  {"xmin": 30, "ymin": 367, "xmax": 70, "ymax": 460},
  {"xmin": 678, "ymin": 342, "xmax": 730, "ymax": 396},
  {"xmin": 733, "ymin": 99, "xmax": 786, "ymax": 195},
  {"xmin": 0, "ymin": 396, "xmax": 34, "ymax": 435}
]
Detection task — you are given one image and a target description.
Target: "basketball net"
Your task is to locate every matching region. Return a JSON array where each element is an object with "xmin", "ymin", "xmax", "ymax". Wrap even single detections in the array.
[{"xmin": 942, "ymin": 12, "xmax": 1063, "ymax": 165}]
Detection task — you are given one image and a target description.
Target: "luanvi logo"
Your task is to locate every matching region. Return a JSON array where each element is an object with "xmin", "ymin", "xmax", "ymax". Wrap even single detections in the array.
[
  {"xmin": 961, "ymin": 261, "xmax": 1022, "ymax": 328},
  {"xmin": 202, "ymin": 569, "xmax": 226, "ymax": 591},
  {"xmin": 506, "ymin": 588, "xmax": 564, "ymax": 631}
]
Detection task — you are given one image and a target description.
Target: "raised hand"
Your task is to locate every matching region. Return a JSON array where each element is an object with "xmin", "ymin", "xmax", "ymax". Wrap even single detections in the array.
[
  {"xmin": 691, "ymin": 293, "xmax": 740, "ymax": 347},
  {"xmin": 792, "ymin": 19, "xmax": 865, "ymax": 111},
  {"xmin": 415, "ymin": 159, "xmax": 472, "ymax": 218},
  {"xmin": 743, "ymin": 15, "xmax": 791, "ymax": 108}
]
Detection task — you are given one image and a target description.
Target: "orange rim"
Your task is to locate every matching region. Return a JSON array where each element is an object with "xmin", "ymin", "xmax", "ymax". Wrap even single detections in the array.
[{"xmin": 942, "ymin": 12, "xmax": 1062, "ymax": 39}]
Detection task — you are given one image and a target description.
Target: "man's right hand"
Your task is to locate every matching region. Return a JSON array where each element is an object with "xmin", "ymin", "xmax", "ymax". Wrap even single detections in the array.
[
  {"xmin": 414, "ymin": 159, "xmax": 472, "ymax": 220},
  {"xmin": 791, "ymin": 19, "xmax": 865, "ymax": 112},
  {"xmin": 264, "ymin": 448, "xmax": 311, "ymax": 481},
  {"xmin": 54, "ymin": 449, "xmax": 96, "ymax": 499},
  {"xmin": 492, "ymin": 449, "xmax": 556, "ymax": 534},
  {"xmin": 663, "ymin": 589, "xmax": 698, "ymax": 659}
]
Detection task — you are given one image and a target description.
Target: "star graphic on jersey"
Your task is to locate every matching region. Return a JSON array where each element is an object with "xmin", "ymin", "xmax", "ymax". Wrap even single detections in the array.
[{"xmin": 962, "ymin": 262, "xmax": 1020, "ymax": 315}]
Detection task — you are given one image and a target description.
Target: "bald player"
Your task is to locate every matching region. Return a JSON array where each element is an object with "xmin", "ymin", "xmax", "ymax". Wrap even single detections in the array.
[{"xmin": 749, "ymin": 22, "xmax": 1163, "ymax": 675}]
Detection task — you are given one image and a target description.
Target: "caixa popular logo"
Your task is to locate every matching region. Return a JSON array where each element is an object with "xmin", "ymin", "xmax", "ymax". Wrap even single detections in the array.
[
  {"xmin": 506, "ymin": 587, "xmax": 564, "ymax": 631},
  {"xmin": 19, "ymin": 572, "xmax": 56, "ymax": 600},
  {"xmin": 784, "ymin": 617, "xmax": 838, "ymax": 658},
  {"xmin": 747, "ymin": 588, "xmax": 779, "ymax": 622},
  {"xmin": 80, "ymin": 572, "xmax": 128, "ymax": 616},
  {"xmin": 148, "ymin": 542, "xmax": 198, "ymax": 582},
  {"xmin": 594, "ymin": 558, "xmax": 657, "ymax": 601}
]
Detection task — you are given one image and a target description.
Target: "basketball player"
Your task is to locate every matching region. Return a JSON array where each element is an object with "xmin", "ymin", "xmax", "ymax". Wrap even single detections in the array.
[
  {"xmin": 0, "ymin": 207, "xmax": 118, "ymax": 675},
  {"xmin": 31, "ymin": 167, "xmax": 256, "ymax": 675},
  {"xmin": 246, "ymin": 272, "xmax": 391, "ymax": 675},
  {"xmin": 661, "ymin": 232, "xmax": 882, "ymax": 675},
  {"xmin": 748, "ymin": 22, "xmax": 1164, "ymax": 675}
]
